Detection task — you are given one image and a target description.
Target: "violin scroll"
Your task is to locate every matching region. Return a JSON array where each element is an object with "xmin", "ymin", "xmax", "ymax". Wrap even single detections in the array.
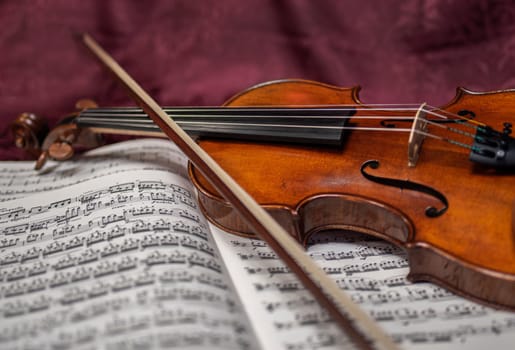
[
  {"xmin": 11, "ymin": 99, "xmax": 104, "ymax": 169},
  {"xmin": 10, "ymin": 112, "xmax": 49, "ymax": 158}
]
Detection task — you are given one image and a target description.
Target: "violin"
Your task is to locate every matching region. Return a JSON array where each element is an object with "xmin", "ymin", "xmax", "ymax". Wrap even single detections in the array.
[{"xmin": 11, "ymin": 79, "xmax": 515, "ymax": 312}]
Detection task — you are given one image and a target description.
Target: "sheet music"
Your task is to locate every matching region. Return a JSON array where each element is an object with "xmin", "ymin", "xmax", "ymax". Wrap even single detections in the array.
[
  {"xmin": 0, "ymin": 140, "xmax": 256, "ymax": 350},
  {"xmin": 2, "ymin": 138, "xmax": 514, "ymax": 349},
  {"xmin": 0, "ymin": 139, "xmax": 189, "ymax": 201},
  {"xmin": 211, "ymin": 227, "xmax": 515, "ymax": 350}
]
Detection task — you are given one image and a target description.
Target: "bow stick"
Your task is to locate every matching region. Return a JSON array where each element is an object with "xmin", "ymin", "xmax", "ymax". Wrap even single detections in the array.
[{"xmin": 82, "ymin": 33, "xmax": 399, "ymax": 350}]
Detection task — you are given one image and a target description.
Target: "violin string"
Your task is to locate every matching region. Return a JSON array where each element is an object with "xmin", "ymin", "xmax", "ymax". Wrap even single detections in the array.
[
  {"xmin": 80, "ymin": 108, "xmax": 478, "ymax": 129},
  {"xmin": 81, "ymin": 104, "xmax": 482, "ymax": 127},
  {"xmin": 80, "ymin": 109, "xmax": 480, "ymax": 132},
  {"xmin": 84, "ymin": 119, "xmax": 414, "ymax": 133},
  {"xmin": 88, "ymin": 104, "xmax": 425, "ymax": 111},
  {"xmin": 417, "ymin": 117, "xmax": 478, "ymax": 139},
  {"xmin": 78, "ymin": 105, "xmax": 482, "ymax": 151},
  {"xmin": 80, "ymin": 118, "xmax": 477, "ymax": 152},
  {"xmin": 80, "ymin": 106, "xmax": 480, "ymax": 129},
  {"xmin": 79, "ymin": 114, "xmax": 420, "ymax": 121},
  {"xmin": 85, "ymin": 103, "xmax": 483, "ymax": 122},
  {"xmin": 423, "ymin": 106, "xmax": 486, "ymax": 127}
]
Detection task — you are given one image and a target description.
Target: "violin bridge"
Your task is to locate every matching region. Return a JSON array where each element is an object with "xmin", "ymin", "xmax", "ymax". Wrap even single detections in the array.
[{"xmin": 408, "ymin": 103, "xmax": 428, "ymax": 167}]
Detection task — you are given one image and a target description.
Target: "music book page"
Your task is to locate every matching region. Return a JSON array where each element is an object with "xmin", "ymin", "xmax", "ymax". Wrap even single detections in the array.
[
  {"xmin": 0, "ymin": 139, "xmax": 513, "ymax": 349},
  {"xmin": 212, "ymin": 228, "xmax": 515, "ymax": 350},
  {"xmin": 0, "ymin": 140, "xmax": 257, "ymax": 349}
]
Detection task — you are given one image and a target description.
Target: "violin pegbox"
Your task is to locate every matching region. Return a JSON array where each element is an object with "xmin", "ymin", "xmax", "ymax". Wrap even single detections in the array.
[{"xmin": 12, "ymin": 98, "xmax": 104, "ymax": 170}]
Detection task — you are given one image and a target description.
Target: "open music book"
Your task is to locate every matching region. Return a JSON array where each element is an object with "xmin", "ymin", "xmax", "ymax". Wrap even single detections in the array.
[{"xmin": 0, "ymin": 139, "xmax": 513, "ymax": 350}]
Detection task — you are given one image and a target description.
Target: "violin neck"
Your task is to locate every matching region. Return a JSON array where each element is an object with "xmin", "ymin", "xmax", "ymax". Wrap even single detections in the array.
[{"xmin": 76, "ymin": 106, "xmax": 355, "ymax": 146}]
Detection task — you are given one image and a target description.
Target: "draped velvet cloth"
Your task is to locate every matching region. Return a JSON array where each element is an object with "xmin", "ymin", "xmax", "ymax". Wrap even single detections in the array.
[{"xmin": 1, "ymin": 0, "xmax": 515, "ymax": 160}]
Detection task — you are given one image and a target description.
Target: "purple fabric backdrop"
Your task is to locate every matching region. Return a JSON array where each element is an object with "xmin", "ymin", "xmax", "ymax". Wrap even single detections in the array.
[{"xmin": 1, "ymin": 0, "xmax": 515, "ymax": 160}]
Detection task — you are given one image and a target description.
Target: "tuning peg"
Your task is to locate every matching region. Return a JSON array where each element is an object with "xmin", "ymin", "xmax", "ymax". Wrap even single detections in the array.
[
  {"xmin": 48, "ymin": 141, "xmax": 75, "ymax": 161},
  {"xmin": 75, "ymin": 98, "xmax": 98, "ymax": 110}
]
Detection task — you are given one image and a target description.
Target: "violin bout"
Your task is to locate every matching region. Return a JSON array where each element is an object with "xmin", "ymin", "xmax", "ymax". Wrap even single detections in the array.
[{"xmin": 190, "ymin": 80, "xmax": 515, "ymax": 311}]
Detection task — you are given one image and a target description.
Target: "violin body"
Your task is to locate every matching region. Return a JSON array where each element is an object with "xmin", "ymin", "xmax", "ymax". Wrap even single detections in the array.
[{"xmin": 188, "ymin": 80, "xmax": 515, "ymax": 310}]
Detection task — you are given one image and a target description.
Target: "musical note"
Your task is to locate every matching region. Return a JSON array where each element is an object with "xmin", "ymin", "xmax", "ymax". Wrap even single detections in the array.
[
  {"xmin": 0, "ymin": 143, "xmax": 255, "ymax": 350},
  {"xmin": 211, "ymin": 224, "xmax": 515, "ymax": 350},
  {"xmin": 109, "ymin": 182, "xmax": 135, "ymax": 193},
  {"xmin": 4, "ymin": 138, "xmax": 512, "ymax": 350},
  {"xmin": 2, "ymin": 223, "xmax": 28, "ymax": 236},
  {"xmin": 0, "ymin": 140, "xmax": 191, "ymax": 201}
]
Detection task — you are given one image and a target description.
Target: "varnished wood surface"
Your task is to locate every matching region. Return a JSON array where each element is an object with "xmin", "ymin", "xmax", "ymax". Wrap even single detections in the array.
[{"xmin": 190, "ymin": 80, "xmax": 515, "ymax": 310}]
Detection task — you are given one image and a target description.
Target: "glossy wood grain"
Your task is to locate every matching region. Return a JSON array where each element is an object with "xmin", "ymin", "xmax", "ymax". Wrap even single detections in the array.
[{"xmin": 190, "ymin": 80, "xmax": 515, "ymax": 310}]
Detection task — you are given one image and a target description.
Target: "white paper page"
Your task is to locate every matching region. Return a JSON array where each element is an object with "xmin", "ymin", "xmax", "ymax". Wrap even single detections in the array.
[
  {"xmin": 0, "ymin": 139, "xmax": 189, "ymax": 201},
  {"xmin": 0, "ymin": 139, "xmax": 257, "ymax": 350},
  {"xmin": 212, "ymin": 226, "xmax": 515, "ymax": 350}
]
